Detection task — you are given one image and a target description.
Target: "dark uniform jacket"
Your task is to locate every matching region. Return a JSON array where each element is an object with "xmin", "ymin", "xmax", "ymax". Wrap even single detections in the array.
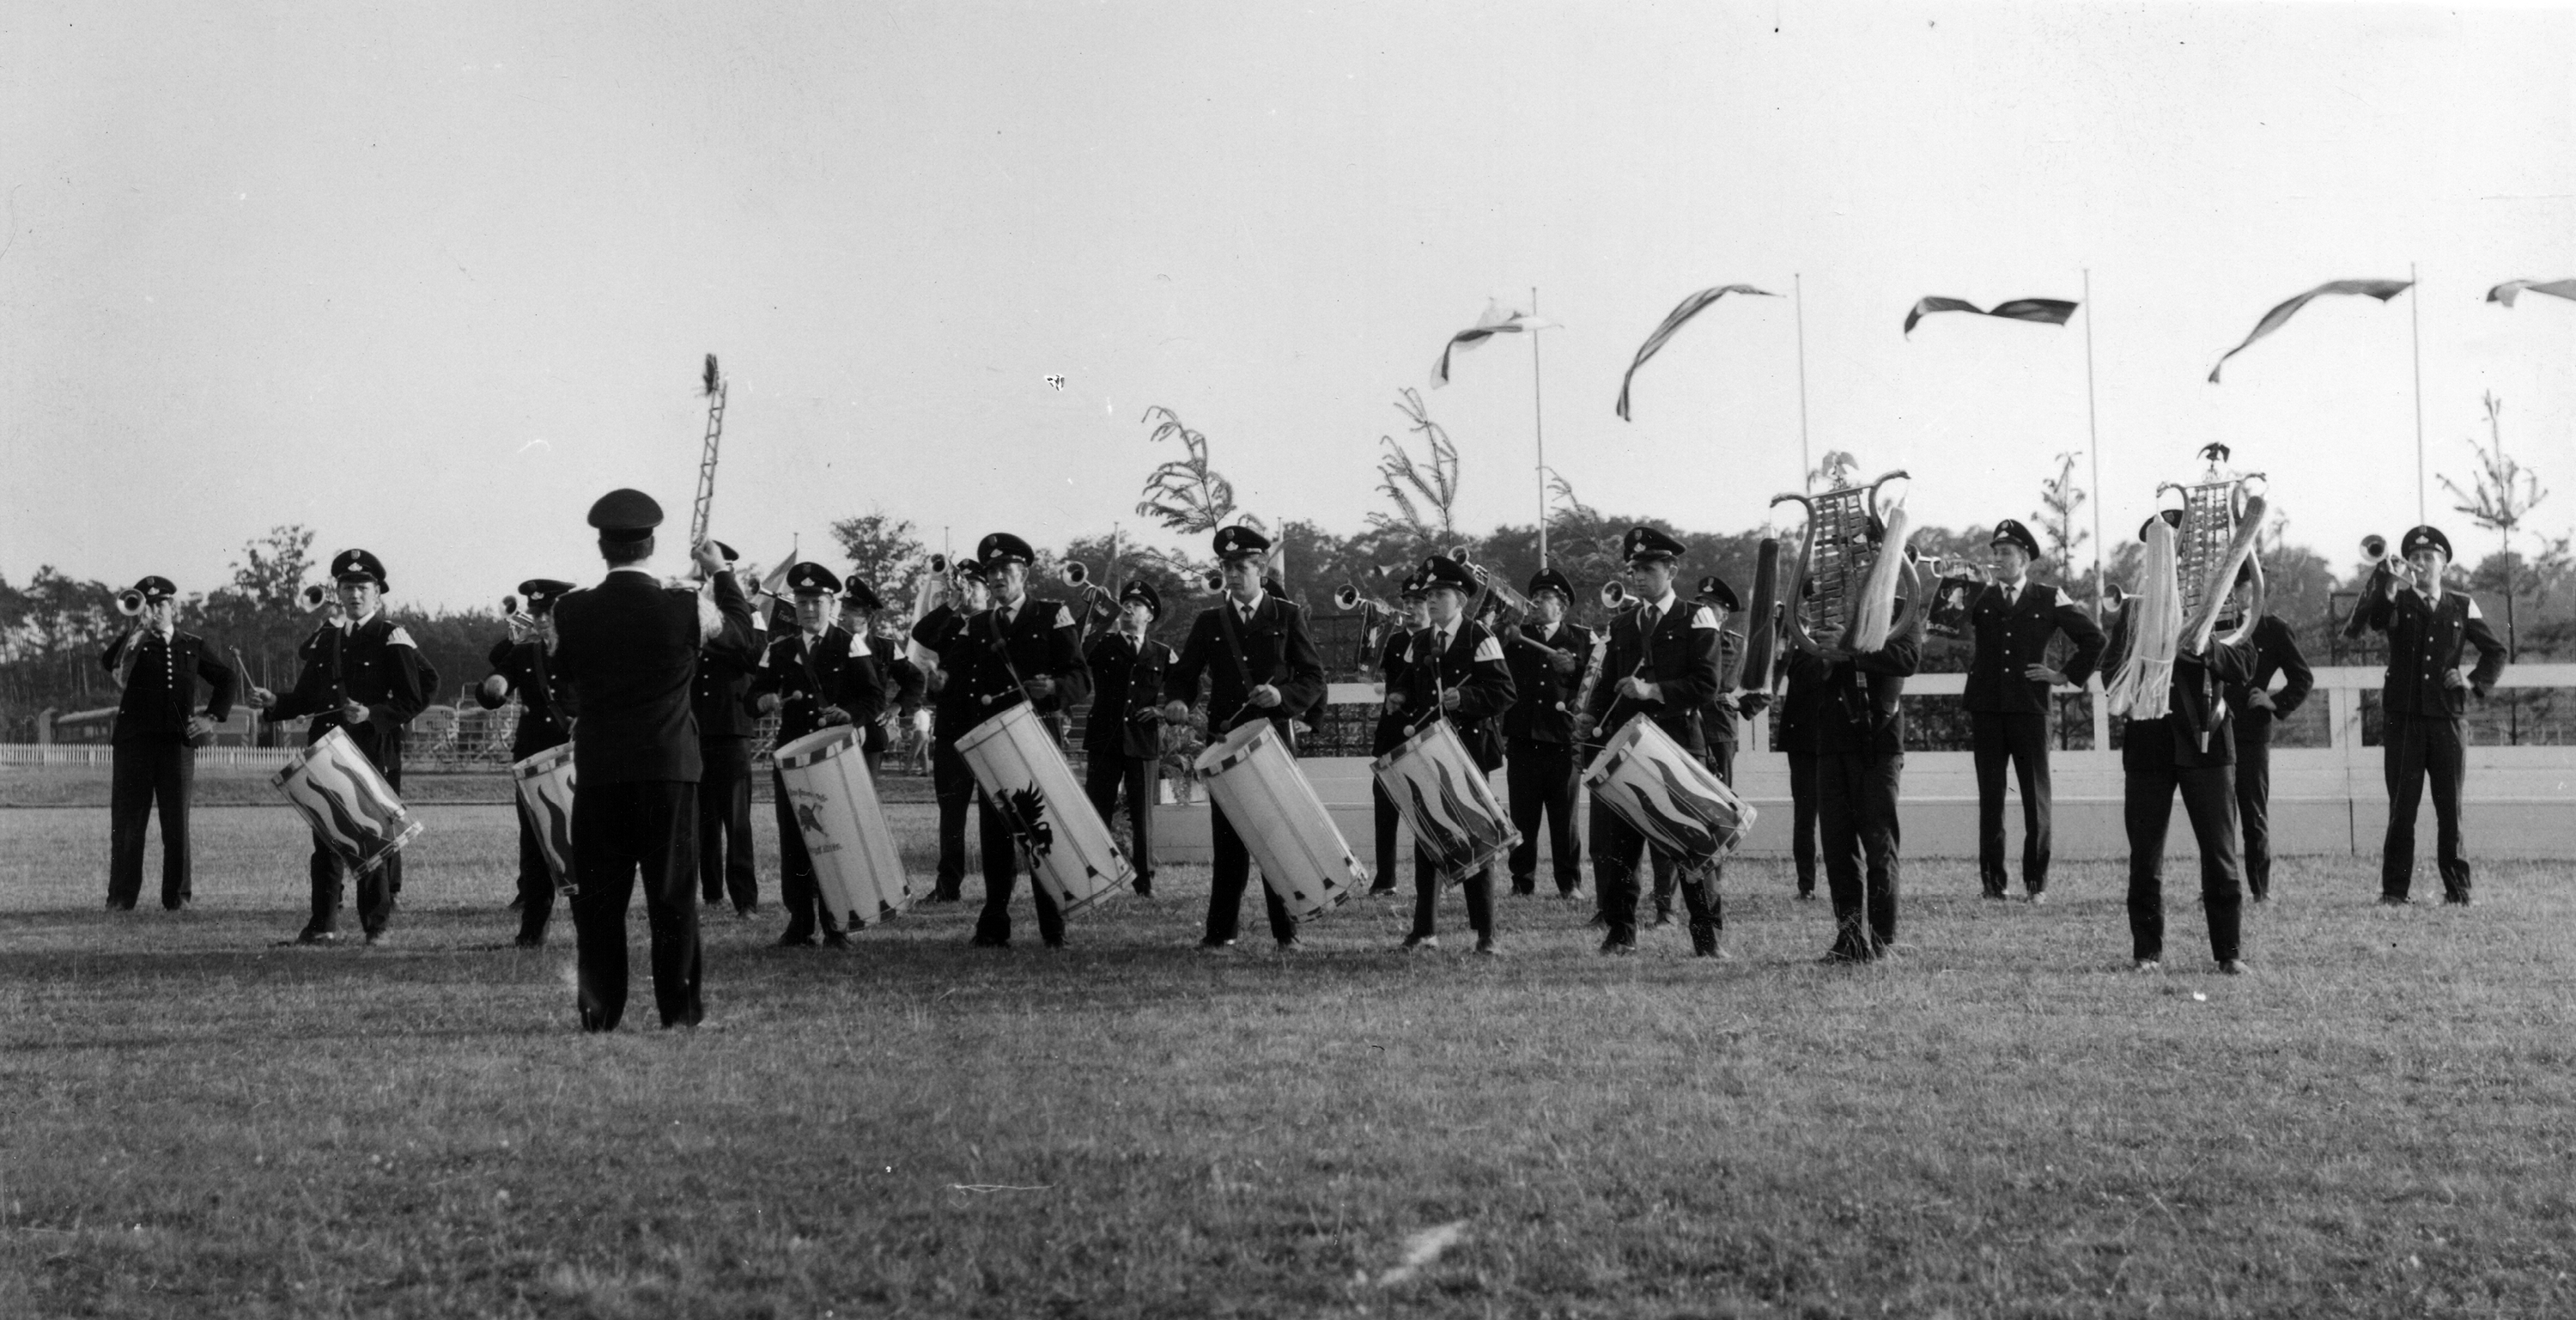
[
  {"xmin": 1962, "ymin": 581, "xmax": 2106, "ymax": 716},
  {"xmin": 264, "ymin": 611, "xmax": 431, "ymax": 763},
  {"xmin": 1580, "ymin": 593, "xmax": 1723, "ymax": 755},
  {"xmin": 1501, "ymin": 619, "xmax": 1594, "ymax": 745},
  {"xmin": 1392, "ymin": 618, "xmax": 1516, "ymax": 772},
  {"xmin": 945, "ymin": 593, "xmax": 1091, "ymax": 737},
  {"xmin": 749, "ymin": 624, "xmax": 884, "ymax": 748},
  {"xmin": 2105, "ymin": 606, "xmax": 2257, "ymax": 770},
  {"xmin": 1785, "ymin": 613, "xmax": 1923, "ymax": 758},
  {"xmin": 690, "ymin": 616, "xmax": 763, "ymax": 742},
  {"xmin": 1370, "ymin": 628, "xmax": 1425, "ymax": 757},
  {"xmin": 1773, "ymin": 642, "xmax": 1825, "ymax": 757},
  {"xmin": 484, "ymin": 637, "xmax": 577, "ymax": 759},
  {"xmin": 552, "ymin": 569, "xmax": 755, "ymax": 784},
  {"xmin": 1697, "ymin": 627, "xmax": 1747, "ymax": 750},
  {"xmin": 102, "ymin": 629, "xmax": 236, "ymax": 743},
  {"xmin": 860, "ymin": 633, "xmax": 920, "ymax": 753},
  {"xmin": 1164, "ymin": 591, "xmax": 1327, "ymax": 751},
  {"xmin": 2220, "ymin": 615, "xmax": 2314, "ymax": 745},
  {"xmin": 1084, "ymin": 629, "xmax": 1177, "ymax": 760},
  {"xmin": 2360, "ymin": 573, "xmax": 2507, "ymax": 718},
  {"xmin": 914, "ymin": 604, "xmax": 983, "ymax": 746}
]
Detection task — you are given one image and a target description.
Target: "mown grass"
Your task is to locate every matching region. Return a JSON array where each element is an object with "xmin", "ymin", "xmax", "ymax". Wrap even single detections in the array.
[{"xmin": 2, "ymin": 802, "xmax": 2573, "ymax": 1318}]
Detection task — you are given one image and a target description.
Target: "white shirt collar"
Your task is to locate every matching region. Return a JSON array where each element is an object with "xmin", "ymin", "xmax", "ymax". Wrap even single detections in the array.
[
  {"xmin": 1643, "ymin": 588, "xmax": 1678, "ymax": 614},
  {"xmin": 1233, "ymin": 589, "xmax": 1265, "ymax": 617},
  {"xmin": 343, "ymin": 606, "xmax": 380, "ymax": 631}
]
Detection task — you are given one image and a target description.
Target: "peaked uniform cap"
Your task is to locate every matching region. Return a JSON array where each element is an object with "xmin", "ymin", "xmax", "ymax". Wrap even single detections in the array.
[
  {"xmin": 516, "ymin": 579, "xmax": 577, "ymax": 610},
  {"xmin": 1695, "ymin": 575, "xmax": 1741, "ymax": 611},
  {"xmin": 709, "ymin": 540, "xmax": 738, "ymax": 564},
  {"xmin": 1528, "ymin": 569, "xmax": 1575, "ymax": 600},
  {"xmin": 976, "ymin": 532, "xmax": 1036, "ymax": 569},
  {"xmin": 331, "ymin": 549, "xmax": 389, "ymax": 587},
  {"xmin": 1212, "ymin": 525, "xmax": 1272, "ymax": 561},
  {"xmin": 1990, "ymin": 520, "xmax": 2041, "ymax": 558},
  {"xmin": 1121, "ymin": 580, "xmax": 1163, "ymax": 616},
  {"xmin": 786, "ymin": 562, "xmax": 843, "ymax": 596},
  {"xmin": 1398, "ymin": 569, "xmax": 1432, "ymax": 599},
  {"xmin": 1419, "ymin": 556, "xmax": 1477, "ymax": 593},
  {"xmin": 586, "ymin": 489, "xmax": 664, "ymax": 544},
  {"xmin": 131, "ymin": 575, "xmax": 178, "ymax": 602},
  {"xmin": 841, "ymin": 579, "xmax": 884, "ymax": 611},
  {"xmin": 2400, "ymin": 525, "xmax": 2452, "ymax": 560},
  {"xmin": 1621, "ymin": 526, "xmax": 1686, "ymax": 563}
]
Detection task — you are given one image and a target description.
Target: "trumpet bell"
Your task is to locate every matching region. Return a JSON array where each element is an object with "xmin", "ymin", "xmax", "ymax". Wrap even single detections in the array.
[
  {"xmin": 116, "ymin": 589, "xmax": 147, "ymax": 617},
  {"xmin": 1063, "ymin": 560, "xmax": 1091, "ymax": 587},
  {"xmin": 1331, "ymin": 585, "xmax": 1360, "ymax": 611},
  {"xmin": 1599, "ymin": 581, "xmax": 1629, "ymax": 609},
  {"xmin": 300, "ymin": 584, "xmax": 332, "ymax": 612},
  {"xmin": 501, "ymin": 594, "xmax": 519, "ymax": 615},
  {"xmin": 1203, "ymin": 569, "xmax": 1225, "ymax": 593},
  {"xmin": 2360, "ymin": 533, "xmax": 2387, "ymax": 560}
]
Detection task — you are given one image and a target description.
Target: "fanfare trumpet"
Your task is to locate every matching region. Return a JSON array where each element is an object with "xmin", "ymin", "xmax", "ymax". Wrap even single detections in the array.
[
  {"xmin": 1449, "ymin": 548, "xmax": 1534, "ymax": 618},
  {"xmin": 116, "ymin": 588, "xmax": 147, "ymax": 617},
  {"xmin": 1059, "ymin": 560, "xmax": 1119, "ymax": 618},
  {"xmin": 301, "ymin": 583, "xmax": 333, "ymax": 612},
  {"xmin": 1331, "ymin": 584, "xmax": 1392, "ymax": 617}
]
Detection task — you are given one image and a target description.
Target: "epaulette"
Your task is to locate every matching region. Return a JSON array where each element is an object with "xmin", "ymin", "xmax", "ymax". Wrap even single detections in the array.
[{"xmin": 1690, "ymin": 605, "xmax": 1722, "ymax": 630}]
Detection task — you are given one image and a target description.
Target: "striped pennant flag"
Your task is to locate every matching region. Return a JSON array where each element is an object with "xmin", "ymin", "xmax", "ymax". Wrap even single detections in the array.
[
  {"xmin": 1431, "ymin": 300, "xmax": 1555, "ymax": 387},
  {"xmin": 1613, "ymin": 283, "xmax": 1778, "ymax": 421},
  {"xmin": 1902, "ymin": 296, "xmax": 2079, "ymax": 337},
  {"xmin": 2207, "ymin": 278, "xmax": 2410, "ymax": 383},
  {"xmin": 2487, "ymin": 278, "xmax": 2576, "ymax": 308}
]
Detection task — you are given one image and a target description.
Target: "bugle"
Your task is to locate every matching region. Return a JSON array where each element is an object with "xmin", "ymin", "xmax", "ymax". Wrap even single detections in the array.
[
  {"xmin": 300, "ymin": 583, "xmax": 333, "ymax": 612},
  {"xmin": 116, "ymin": 589, "xmax": 146, "ymax": 617},
  {"xmin": 1331, "ymin": 584, "xmax": 1392, "ymax": 617},
  {"xmin": 1059, "ymin": 560, "xmax": 1119, "ymax": 618}
]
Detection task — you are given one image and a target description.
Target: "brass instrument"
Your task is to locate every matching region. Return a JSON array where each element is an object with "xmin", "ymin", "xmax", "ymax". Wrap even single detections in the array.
[
  {"xmin": 1449, "ymin": 550, "xmax": 1534, "ymax": 620},
  {"xmin": 1598, "ymin": 580, "xmax": 1632, "ymax": 611},
  {"xmin": 2159, "ymin": 445, "xmax": 2267, "ymax": 653},
  {"xmin": 1331, "ymin": 584, "xmax": 1393, "ymax": 617},
  {"xmin": 116, "ymin": 589, "xmax": 147, "ymax": 617},
  {"xmin": 1769, "ymin": 469, "xmax": 1919, "ymax": 655},
  {"xmin": 1202, "ymin": 568, "xmax": 1226, "ymax": 593},
  {"xmin": 1923, "ymin": 557, "xmax": 1987, "ymax": 641},
  {"xmin": 1059, "ymin": 560, "xmax": 1119, "ymax": 619},
  {"xmin": 300, "ymin": 583, "xmax": 333, "ymax": 613}
]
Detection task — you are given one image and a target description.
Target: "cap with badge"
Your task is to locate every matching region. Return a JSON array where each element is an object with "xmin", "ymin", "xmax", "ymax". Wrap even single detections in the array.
[
  {"xmin": 785, "ymin": 563, "xmax": 843, "ymax": 597},
  {"xmin": 516, "ymin": 578, "xmax": 576, "ymax": 616},
  {"xmin": 1621, "ymin": 526, "xmax": 1686, "ymax": 563},
  {"xmin": 331, "ymin": 549, "xmax": 389, "ymax": 587},
  {"xmin": 840, "ymin": 579, "xmax": 884, "ymax": 612},
  {"xmin": 586, "ymin": 488, "xmax": 664, "ymax": 544},
  {"xmin": 2400, "ymin": 525, "xmax": 2452, "ymax": 561},
  {"xmin": 131, "ymin": 575, "xmax": 179, "ymax": 604},
  {"xmin": 1121, "ymin": 579, "xmax": 1162, "ymax": 617},
  {"xmin": 1528, "ymin": 568, "xmax": 1574, "ymax": 602},
  {"xmin": 951, "ymin": 557, "xmax": 990, "ymax": 584},
  {"xmin": 1694, "ymin": 575, "xmax": 1740, "ymax": 611},
  {"xmin": 1990, "ymin": 519, "xmax": 2041, "ymax": 559},
  {"xmin": 1398, "ymin": 569, "xmax": 1431, "ymax": 599},
  {"xmin": 1212, "ymin": 524, "xmax": 1272, "ymax": 562},
  {"xmin": 1419, "ymin": 555, "xmax": 1477, "ymax": 594},
  {"xmin": 976, "ymin": 532, "xmax": 1036, "ymax": 570}
]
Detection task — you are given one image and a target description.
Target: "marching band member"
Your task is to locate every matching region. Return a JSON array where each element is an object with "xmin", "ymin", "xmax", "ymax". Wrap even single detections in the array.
[
  {"xmin": 835, "ymin": 579, "xmax": 899, "ymax": 777},
  {"xmin": 1368, "ymin": 571, "xmax": 1432, "ymax": 897},
  {"xmin": 948, "ymin": 532, "xmax": 1091, "ymax": 949},
  {"xmin": 1772, "ymin": 602, "xmax": 1824, "ymax": 901},
  {"xmin": 1963, "ymin": 519, "xmax": 2105, "ymax": 903},
  {"xmin": 1501, "ymin": 568, "xmax": 1590, "ymax": 900},
  {"xmin": 913, "ymin": 558, "xmax": 993, "ymax": 903},
  {"xmin": 2105, "ymin": 515, "xmax": 2258, "ymax": 972},
  {"xmin": 2360, "ymin": 525, "xmax": 2507, "ymax": 906},
  {"xmin": 1162, "ymin": 525, "xmax": 1327, "ymax": 952},
  {"xmin": 1789, "ymin": 561, "xmax": 1924, "ymax": 964},
  {"xmin": 1082, "ymin": 580, "xmax": 1175, "ymax": 897},
  {"xmin": 690, "ymin": 544, "xmax": 764, "ymax": 919},
  {"xmin": 1392, "ymin": 555, "xmax": 1516, "ymax": 953},
  {"xmin": 248, "ymin": 549, "xmax": 428, "ymax": 946},
  {"xmin": 550, "ymin": 490, "xmax": 754, "ymax": 1030},
  {"xmin": 100, "ymin": 576, "xmax": 236, "ymax": 912},
  {"xmin": 476, "ymin": 577, "xmax": 577, "ymax": 946},
  {"xmin": 2219, "ymin": 574, "xmax": 2312, "ymax": 903},
  {"xmin": 749, "ymin": 563, "xmax": 884, "ymax": 948},
  {"xmin": 1649, "ymin": 575, "xmax": 1753, "ymax": 925},
  {"xmin": 1580, "ymin": 527, "xmax": 1725, "ymax": 958}
]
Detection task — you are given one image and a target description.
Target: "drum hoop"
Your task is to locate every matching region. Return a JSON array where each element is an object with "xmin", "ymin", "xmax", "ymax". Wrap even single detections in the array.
[
  {"xmin": 775, "ymin": 724, "xmax": 860, "ymax": 770},
  {"xmin": 513, "ymin": 744, "xmax": 572, "ymax": 779}
]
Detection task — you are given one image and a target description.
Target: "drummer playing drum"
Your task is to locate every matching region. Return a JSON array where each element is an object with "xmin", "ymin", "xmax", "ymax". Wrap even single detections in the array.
[{"xmin": 1386, "ymin": 555, "xmax": 1517, "ymax": 955}]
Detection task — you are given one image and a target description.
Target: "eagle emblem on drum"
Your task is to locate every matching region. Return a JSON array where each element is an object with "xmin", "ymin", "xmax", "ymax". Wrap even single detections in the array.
[{"xmin": 1005, "ymin": 783, "xmax": 1054, "ymax": 861}]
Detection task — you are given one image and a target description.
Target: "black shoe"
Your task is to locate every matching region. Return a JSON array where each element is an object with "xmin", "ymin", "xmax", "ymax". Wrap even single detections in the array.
[
  {"xmin": 294, "ymin": 928, "xmax": 339, "ymax": 946},
  {"xmin": 105, "ymin": 898, "xmax": 137, "ymax": 911},
  {"xmin": 1473, "ymin": 937, "xmax": 1501, "ymax": 957},
  {"xmin": 774, "ymin": 933, "xmax": 818, "ymax": 948},
  {"xmin": 362, "ymin": 931, "xmax": 389, "ymax": 947},
  {"xmin": 1042, "ymin": 935, "xmax": 1066, "ymax": 950},
  {"xmin": 1276, "ymin": 937, "xmax": 1307, "ymax": 953},
  {"xmin": 1369, "ymin": 885, "xmax": 1399, "ymax": 897},
  {"xmin": 1649, "ymin": 909, "xmax": 1674, "ymax": 929},
  {"xmin": 736, "ymin": 905, "xmax": 757, "ymax": 921},
  {"xmin": 1197, "ymin": 937, "xmax": 1236, "ymax": 953},
  {"xmin": 2378, "ymin": 896, "xmax": 2412, "ymax": 907},
  {"xmin": 2025, "ymin": 891, "xmax": 2048, "ymax": 905},
  {"xmin": 1795, "ymin": 889, "xmax": 1818, "ymax": 902},
  {"xmin": 823, "ymin": 932, "xmax": 852, "ymax": 948},
  {"xmin": 2219, "ymin": 958, "xmax": 2250, "ymax": 975},
  {"xmin": 1690, "ymin": 927, "xmax": 1721, "ymax": 958},
  {"xmin": 969, "ymin": 932, "xmax": 1010, "ymax": 948},
  {"xmin": 2442, "ymin": 895, "xmax": 2473, "ymax": 907},
  {"xmin": 1399, "ymin": 934, "xmax": 1439, "ymax": 953},
  {"xmin": 1587, "ymin": 912, "xmax": 1610, "ymax": 929},
  {"xmin": 1596, "ymin": 935, "xmax": 1636, "ymax": 957},
  {"xmin": 1820, "ymin": 946, "xmax": 1872, "ymax": 964},
  {"xmin": 1133, "ymin": 879, "xmax": 1154, "ymax": 897},
  {"xmin": 1510, "ymin": 881, "xmax": 1536, "ymax": 897}
]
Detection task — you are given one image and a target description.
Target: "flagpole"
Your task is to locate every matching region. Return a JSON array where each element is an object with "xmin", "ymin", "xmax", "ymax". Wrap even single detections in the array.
[
  {"xmin": 1531, "ymin": 285, "xmax": 1549, "ymax": 569},
  {"xmin": 1794, "ymin": 273, "xmax": 1812, "ymax": 490},
  {"xmin": 2409, "ymin": 260, "xmax": 2426, "ymax": 524},
  {"xmin": 2083, "ymin": 268, "xmax": 2104, "ymax": 616}
]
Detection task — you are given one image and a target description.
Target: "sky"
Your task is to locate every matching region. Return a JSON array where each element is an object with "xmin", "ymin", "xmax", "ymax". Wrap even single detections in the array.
[{"xmin": 3, "ymin": 1, "xmax": 2570, "ymax": 611}]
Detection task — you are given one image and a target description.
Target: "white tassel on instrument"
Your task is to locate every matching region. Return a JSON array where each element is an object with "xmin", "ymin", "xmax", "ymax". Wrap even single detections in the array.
[
  {"xmin": 1850, "ymin": 506, "xmax": 1911, "ymax": 654},
  {"xmin": 2179, "ymin": 494, "xmax": 2268, "ymax": 655},
  {"xmin": 2106, "ymin": 518, "xmax": 2182, "ymax": 721}
]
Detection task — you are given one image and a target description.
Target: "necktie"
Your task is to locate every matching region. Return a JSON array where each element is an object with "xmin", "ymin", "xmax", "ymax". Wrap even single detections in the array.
[
  {"xmin": 2007, "ymin": 586, "xmax": 2020, "ymax": 609},
  {"xmin": 1641, "ymin": 605, "xmax": 1659, "ymax": 637}
]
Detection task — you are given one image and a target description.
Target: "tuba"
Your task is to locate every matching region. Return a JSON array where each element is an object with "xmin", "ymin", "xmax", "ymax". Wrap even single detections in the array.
[{"xmin": 1767, "ymin": 469, "xmax": 1918, "ymax": 655}]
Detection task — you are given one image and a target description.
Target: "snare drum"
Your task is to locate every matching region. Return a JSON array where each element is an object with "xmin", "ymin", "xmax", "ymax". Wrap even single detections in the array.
[
  {"xmin": 1195, "ymin": 718, "xmax": 1370, "ymax": 918},
  {"xmin": 773, "ymin": 724, "xmax": 913, "ymax": 927},
  {"xmin": 1370, "ymin": 719, "xmax": 1517, "ymax": 885},
  {"xmin": 511, "ymin": 741, "xmax": 578, "ymax": 895},
  {"xmin": 954, "ymin": 703, "xmax": 1132, "ymax": 915},
  {"xmin": 1581, "ymin": 718, "xmax": 1757, "ymax": 864},
  {"xmin": 271, "ymin": 725, "xmax": 423, "ymax": 875}
]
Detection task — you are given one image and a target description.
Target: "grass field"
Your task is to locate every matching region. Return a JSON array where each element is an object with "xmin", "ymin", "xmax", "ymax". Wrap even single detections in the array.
[{"xmin": 3, "ymin": 800, "xmax": 2573, "ymax": 1318}]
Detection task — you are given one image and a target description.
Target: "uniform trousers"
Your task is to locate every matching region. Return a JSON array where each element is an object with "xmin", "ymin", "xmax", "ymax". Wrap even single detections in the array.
[
  {"xmin": 1972, "ymin": 710, "xmax": 2054, "ymax": 896},
  {"xmin": 569, "ymin": 780, "xmax": 702, "ymax": 1031},
  {"xmin": 107, "ymin": 736, "xmax": 195, "ymax": 909},
  {"xmin": 1082, "ymin": 751, "xmax": 1157, "ymax": 890},
  {"xmin": 1504, "ymin": 737, "xmax": 1583, "ymax": 894},
  {"xmin": 932, "ymin": 735, "xmax": 976, "ymax": 900},
  {"xmin": 306, "ymin": 743, "xmax": 401, "ymax": 938},
  {"xmin": 975, "ymin": 782, "xmax": 1066, "ymax": 946},
  {"xmin": 1206, "ymin": 800, "xmax": 1297, "ymax": 944},
  {"xmin": 1370, "ymin": 781, "xmax": 1403, "ymax": 893},
  {"xmin": 2232, "ymin": 718, "xmax": 2275, "ymax": 902},
  {"xmin": 511, "ymin": 797, "xmax": 558, "ymax": 944},
  {"xmin": 1651, "ymin": 742, "xmax": 1734, "ymax": 912},
  {"xmin": 774, "ymin": 766, "xmax": 848, "ymax": 941},
  {"xmin": 2123, "ymin": 761, "xmax": 2243, "ymax": 963},
  {"xmin": 1406, "ymin": 850, "xmax": 1495, "ymax": 940},
  {"xmin": 1593, "ymin": 800, "xmax": 1719, "ymax": 947},
  {"xmin": 1817, "ymin": 750, "xmax": 1904, "ymax": 958},
  {"xmin": 696, "ymin": 736, "xmax": 758, "ymax": 912},
  {"xmin": 1786, "ymin": 746, "xmax": 1820, "ymax": 897},
  {"xmin": 2383, "ymin": 715, "xmax": 2471, "ymax": 902}
]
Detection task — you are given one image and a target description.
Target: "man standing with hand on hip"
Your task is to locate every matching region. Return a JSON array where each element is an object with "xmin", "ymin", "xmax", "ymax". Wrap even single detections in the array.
[
  {"xmin": 550, "ymin": 489, "xmax": 755, "ymax": 1031},
  {"xmin": 1963, "ymin": 519, "xmax": 2105, "ymax": 903}
]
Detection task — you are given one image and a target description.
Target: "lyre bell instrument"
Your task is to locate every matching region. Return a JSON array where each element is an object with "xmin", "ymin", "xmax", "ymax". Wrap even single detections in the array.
[
  {"xmin": 1768, "ymin": 469, "xmax": 1919, "ymax": 654},
  {"xmin": 2160, "ymin": 444, "xmax": 2268, "ymax": 652}
]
